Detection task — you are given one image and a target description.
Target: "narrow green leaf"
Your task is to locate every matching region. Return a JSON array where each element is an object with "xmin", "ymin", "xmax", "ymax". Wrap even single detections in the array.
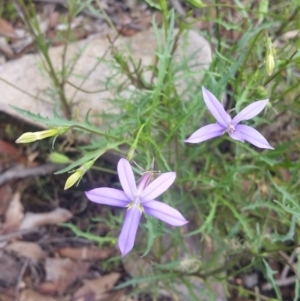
[
  {"xmin": 184, "ymin": 0, "xmax": 206, "ymax": 8},
  {"xmin": 144, "ymin": 0, "xmax": 161, "ymax": 10},
  {"xmin": 141, "ymin": 214, "xmax": 163, "ymax": 257}
]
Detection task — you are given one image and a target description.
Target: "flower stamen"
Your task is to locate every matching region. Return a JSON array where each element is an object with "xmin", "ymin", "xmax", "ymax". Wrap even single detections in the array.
[{"xmin": 226, "ymin": 123, "xmax": 235, "ymax": 134}]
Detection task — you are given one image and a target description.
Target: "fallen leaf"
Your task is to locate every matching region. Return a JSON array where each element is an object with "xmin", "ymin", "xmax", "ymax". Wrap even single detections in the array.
[
  {"xmin": 0, "ymin": 19, "xmax": 17, "ymax": 38},
  {"xmin": 19, "ymin": 289, "xmax": 70, "ymax": 301},
  {"xmin": 281, "ymin": 30, "xmax": 299, "ymax": 40},
  {"xmin": 0, "ymin": 184, "xmax": 13, "ymax": 215},
  {"xmin": 2, "ymin": 191, "xmax": 24, "ymax": 234},
  {"xmin": 49, "ymin": 11, "xmax": 60, "ymax": 29},
  {"xmin": 279, "ymin": 168, "xmax": 291, "ymax": 182},
  {"xmin": 73, "ymin": 273, "xmax": 121, "ymax": 301},
  {"xmin": 0, "ymin": 37, "xmax": 14, "ymax": 58},
  {"xmin": 5, "ymin": 241, "xmax": 47, "ymax": 261},
  {"xmin": 101, "ymin": 289, "xmax": 126, "ymax": 301},
  {"xmin": 0, "ymin": 250, "xmax": 22, "ymax": 286},
  {"xmin": 0, "ymin": 140, "xmax": 24, "ymax": 171},
  {"xmin": 40, "ymin": 258, "xmax": 89, "ymax": 295},
  {"xmin": 20, "ymin": 208, "xmax": 72, "ymax": 229},
  {"xmin": 58, "ymin": 246, "xmax": 114, "ymax": 261},
  {"xmin": 0, "ymin": 293, "xmax": 14, "ymax": 301}
]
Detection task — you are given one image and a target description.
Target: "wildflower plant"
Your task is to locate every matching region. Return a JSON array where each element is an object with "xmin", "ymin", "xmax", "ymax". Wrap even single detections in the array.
[
  {"xmin": 10, "ymin": 1, "xmax": 300, "ymax": 299},
  {"xmin": 185, "ymin": 87, "xmax": 274, "ymax": 149},
  {"xmin": 86, "ymin": 158, "xmax": 188, "ymax": 256}
]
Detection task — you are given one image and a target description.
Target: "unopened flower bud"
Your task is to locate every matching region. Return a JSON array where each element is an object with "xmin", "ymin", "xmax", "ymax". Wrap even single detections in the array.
[
  {"xmin": 49, "ymin": 152, "xmax": 71, "ymax": 164},
  {"xmin": 258, "ymin": 0, "xmax": 269, "ymax": 23},
  {"xmin": 266, "ymin": 36, "xmax": 275, "ymax": 76},
  {"xmin": 16, "ymin": 126, "xmax": 69, "ymax": 144},
  {"xmin": 64, "ymin": 160, "xmax": 94, "ymax": 190}
]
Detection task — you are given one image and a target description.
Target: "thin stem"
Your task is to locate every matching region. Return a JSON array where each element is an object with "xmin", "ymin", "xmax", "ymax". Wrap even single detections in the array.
[
  {"xmin": 20, "ymin": 0, "xmax": 72, "ymax": 119},
  {"xmin": 0, "ymin": 77, "xmax": 49, "ymax": 103},
  {"xmin": 215, "ymin": 0, "xmax": 221, "ymax": 52},
  {"xmin": 70, "ymin": 125, "xmax": 120, "ymax": 140}
]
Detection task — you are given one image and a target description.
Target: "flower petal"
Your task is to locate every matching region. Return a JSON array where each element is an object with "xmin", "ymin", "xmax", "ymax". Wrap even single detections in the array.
[
  {"xmin": 202, "ymin": 87, "xmax": 229, "ymax": 127},
  {"xmin": 85, "ymin": 188, "xmax": 130, "ymax": 207},
  {"xmin": 117, "ymin": 158, "xmax": 137, "ymax": 200},
  {"xmin": 143, "ymin": 200, "xmax": 188, "ymax": 226},
  {"xmin": 118, "ymin": 207, "xmax": 142, "ymax": 256},
  {"xmin": 232, "ymin": 100, "xmax": 269, "ymax": 125},
  {"xmin": 235, "ymin": 124, "xmax": 274, "ymax": 149},
  {"xmin": 140, "ymin": 172, "xmax": 176, "ymax": 203},
  {"xmin": 184, "ymin": 123, "xmax": 225, "ymax": 143},
  {"xmin": 228, "ymin": 130, "xmax": 244, "ymax": 142}
]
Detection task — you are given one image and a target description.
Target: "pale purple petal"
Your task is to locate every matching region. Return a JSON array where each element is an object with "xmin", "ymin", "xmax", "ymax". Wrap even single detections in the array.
[
  {"xmin": 232, "ymin": 100, "xmax": 269, "ymax": 125},
  {"xmin": 117, "ymin": 158, "xmax": 137, "ymax": 200},
  {"xmin": 85, "ymin": 188, "xmax": 130, "ymax": 207},
  {"xmin": 136, "ymin": 172, "xmax": 152, "ymax": 196},
  {"xmin": 228, "ymin": 130, "xmax": 244, "ymax": 142},
  {"xmin": 235, "ymin": 124, "xmax": 274, "ymax": 149},
  {"xmin": 184, "ymin": 123, "xmax": 225, "ymax": 143},
  {"xmin": 143, "ymin": 200, "xmax": 188, "ymax": 226},
  {"xmin": 118, "ymin": 207, "xmax": 142, "ymax": 256},
  {"xmin": 202, "ymin": 87, "xmax": 229, "ymax": 127},
  {"xmin": 140, "ymin": 172, "xmax": 176, "ymax": 203}
]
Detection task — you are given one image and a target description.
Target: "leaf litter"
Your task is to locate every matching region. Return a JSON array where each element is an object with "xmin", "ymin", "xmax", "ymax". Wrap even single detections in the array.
[{"xmin": 0, "ymin": 115, "xmax": 127, "ymax": 301}]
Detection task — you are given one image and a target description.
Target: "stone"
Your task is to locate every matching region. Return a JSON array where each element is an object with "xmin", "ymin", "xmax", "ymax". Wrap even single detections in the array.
[{"xmin": 0, "ymin": 28, "xmax": 211, "ymax": 126}]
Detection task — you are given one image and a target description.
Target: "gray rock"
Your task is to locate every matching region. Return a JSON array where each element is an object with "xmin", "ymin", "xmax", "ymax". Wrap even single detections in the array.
[{"xmin": 0, "ymin": 28, "xmax": 211, "ymax": 125}]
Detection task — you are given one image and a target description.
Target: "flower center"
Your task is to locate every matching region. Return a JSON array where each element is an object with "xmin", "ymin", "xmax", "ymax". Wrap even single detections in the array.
[
  {"xmin": 133, "ymin": 196, "xmax": 140, "ymax": 207},
  {"xmin": 127, "ymin": 196, "xmax": 143, "ymax": 212},
  {"xmin": 226, "ymin": 123, "xmax": 235, "ymax": 134}
]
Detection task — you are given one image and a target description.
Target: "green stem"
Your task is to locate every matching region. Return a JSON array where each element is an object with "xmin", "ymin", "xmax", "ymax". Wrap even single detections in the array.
[
  {"xmin": 70, "ymin": 125, "xmax": 120, "ymax": 140},
  {"xmin": 21, "ymin": 0, "xmax": 72, "ymax": 119},
  {"xmin": 215, "ymin": 0, "xmax": 221, "ymax": 52},
  {"xmin": 0, "ymin": 77, "xmax": 49, "ymax": 103}
]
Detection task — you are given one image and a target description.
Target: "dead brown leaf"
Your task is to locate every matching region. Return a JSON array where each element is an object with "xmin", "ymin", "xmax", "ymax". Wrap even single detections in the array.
[
  {"xmin": 281, "ymin": 30, "xmax": 299, "ymax": 40},
  {"xmin": 0, "ymin": 19, "xmax": 17, "ymax": 38},
  {"xmin": 0, "ymin": 184, "xmax": 13, "ymax": 215},
  {"xmin": 2, "ymin": 191, "xmax": 24, "ymax": 234},
  {"xmin": 0, "ymin": 250, "xmax": 22, "ymax": 286},
  {"xmin": 0, "ymin": 37, "xmax": 14, "ymax": 58},
  {"xmin": 5, "ymin": 241, "xmax": 47, "ymax": 261},
  {"xmin": 73, "ymin": 273, "xmax": 121, "ymax": 301},
  {"xmin": 101, "ymin": 289, "xmax": 126, "ymax": 301},
  {"xmin": 40, "ymin": 258, "xmax": 90, "ymax": 295},
  {"xmin": 19, "ymin": 289, "xmax": 70, "ymax": 301},
  {"xmin": 0, "ymin": 293, "xmax": 14, "ymax": 301},
  {"xmin": 20, "ymin": 208, "xmax": 72, "ymax": 229},
  {"xmin": 58, "ymin": 246, "xmax": 114, "ymax": 261},
  {"xmin": 49, "ymin": 12, "xmax": 60, "ymax": 29}
]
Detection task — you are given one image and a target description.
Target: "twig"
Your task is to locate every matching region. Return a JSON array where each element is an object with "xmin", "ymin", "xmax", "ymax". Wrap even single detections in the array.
[
  {"xmin": 262, "ymin": 276, "xmax": 296, "ymax": 291},
  {"xmin": 0, "ymin": 163, "xmax": 64, "ymax": 186},
  {"xmin": 280, "ymin": 249, "xmax": 297, "ymax": 280}
]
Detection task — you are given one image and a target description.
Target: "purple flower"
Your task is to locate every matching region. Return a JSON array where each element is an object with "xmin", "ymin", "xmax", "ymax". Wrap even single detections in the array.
[
  {"xmin": 185, "ymin": 87, "xmax": 274, "ymax": 149},
  {"xmin": 85, "ymin": 158, "xmax": 188, "ymax": 256}
]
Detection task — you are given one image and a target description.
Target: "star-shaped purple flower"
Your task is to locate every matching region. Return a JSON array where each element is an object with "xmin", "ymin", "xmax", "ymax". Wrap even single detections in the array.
[
  {"xmin": 185, "ymin": 87, "xmax": 274, "ymax": 149},
  {"xmin": 85, "ymin": 158, "xmax": 188, "ymax": 256}
]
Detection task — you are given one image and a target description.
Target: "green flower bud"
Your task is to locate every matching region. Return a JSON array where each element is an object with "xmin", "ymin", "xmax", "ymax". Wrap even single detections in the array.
[
  {"xmin": 16, "ymin": 126, "xmax": 69, "ymax": 144},
  {"xmin": 64, "ymin": 160, "xmax": 94, "ymax": 190},
  {"xmin": 266, "ymin": 36, "xmax": 276, "ymax": 76},
  {"xmin": 49, "ymin": 152, "xmax": 71, "ymax": 164}
]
